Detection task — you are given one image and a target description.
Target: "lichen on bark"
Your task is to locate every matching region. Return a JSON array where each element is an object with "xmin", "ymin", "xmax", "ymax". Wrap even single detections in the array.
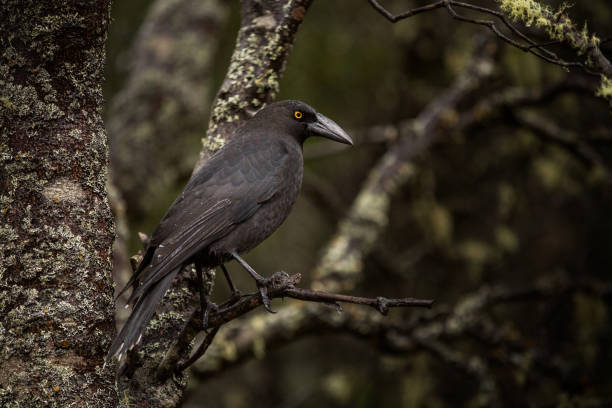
[
  {"xmin": 196, "ymin": 0, "xmax": 314, "ymax": 172},
  {"xmin": 0, "ymin": 1, "xmax": 116, "ymax": 406},
  {"xmin": 496, "ymin": 0, "xmax": 612, "ymax": 104}
]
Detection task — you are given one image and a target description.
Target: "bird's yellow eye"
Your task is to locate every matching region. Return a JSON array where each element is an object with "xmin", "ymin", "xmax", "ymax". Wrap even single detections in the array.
[{"xmin": 294, "ymin": 111, "xmax": 303, "ymax": 120}]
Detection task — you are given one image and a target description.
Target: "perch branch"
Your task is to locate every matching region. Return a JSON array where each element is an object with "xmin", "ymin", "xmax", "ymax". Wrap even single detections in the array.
[
  {"xmin": 190, "ymin": 274, "xmax": 611, "ymax": 397},
  {"xmin": 283, "ymin": 287, "xmax": 434, "ymax": 314},
  {"xmin": 159, "ymin": 271, "xmax": 432, "ymax": 374}
]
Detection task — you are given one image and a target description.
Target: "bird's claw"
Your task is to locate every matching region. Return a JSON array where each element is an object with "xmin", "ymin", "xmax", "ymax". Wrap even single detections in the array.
[{"xmin": 256, "ymin": 279, "xmax": 275, "ymax": 313}]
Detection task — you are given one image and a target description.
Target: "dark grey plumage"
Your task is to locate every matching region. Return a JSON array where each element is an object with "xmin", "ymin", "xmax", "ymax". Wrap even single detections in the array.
[{"xmin": 107, "ymin": 100, "xmax": 352, "ymax": 362}]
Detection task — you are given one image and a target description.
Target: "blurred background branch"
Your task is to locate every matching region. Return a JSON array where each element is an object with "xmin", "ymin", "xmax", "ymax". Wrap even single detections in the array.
[
  {"xmin": 103, "ymin": 0, "xmax": 612, "ymax": 406},
  {"xmin": 369, "ymin": 0, "xmax": 612, "ymax": 105}
]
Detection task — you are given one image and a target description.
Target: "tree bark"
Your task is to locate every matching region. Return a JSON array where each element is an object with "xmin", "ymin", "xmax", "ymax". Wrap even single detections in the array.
[{"xmin": 0, "ymin": 1, "xmax": 115, "ymax": 407}]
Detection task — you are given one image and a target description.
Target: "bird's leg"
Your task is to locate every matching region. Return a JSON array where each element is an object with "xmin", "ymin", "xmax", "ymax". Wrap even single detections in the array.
[
  {"xmin": 220, "ymin": 264, "xmax": 241, "ymax": 302},
  {"xmin": 230, "ymin": 251, "xmax": 274, "ymax": 313},
  {"xmin": 195, "ymin": 260, "xmax": 217, "ymax": 330}
]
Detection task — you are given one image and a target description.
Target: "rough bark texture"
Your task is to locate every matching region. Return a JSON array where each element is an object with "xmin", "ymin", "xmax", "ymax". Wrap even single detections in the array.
[
  {"xmin": 0, "ymin": 1, "xmax": 115, "ymax": 407},
  {"xmin": 108, "ymin": 0, "xmax": 228, "ymax": 220}
]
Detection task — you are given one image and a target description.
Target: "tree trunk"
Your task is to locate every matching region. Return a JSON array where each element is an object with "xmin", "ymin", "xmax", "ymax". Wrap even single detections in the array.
[{"xmin": 0, "ymin": 1, "xmax": 116, "ymax": 407}]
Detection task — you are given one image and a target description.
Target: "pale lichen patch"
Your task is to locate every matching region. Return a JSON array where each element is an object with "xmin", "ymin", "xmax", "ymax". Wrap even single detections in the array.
[
  {"xmin": 497, "ymin": 0, "xmax": 604, "ymax": 67},
  {"xmin": 42, "ymin": 178, "xmax": 86, "ymax": 204},
  {"xmin": 253, "ymin": 14, "xmax": 277, "ymax": 30}
]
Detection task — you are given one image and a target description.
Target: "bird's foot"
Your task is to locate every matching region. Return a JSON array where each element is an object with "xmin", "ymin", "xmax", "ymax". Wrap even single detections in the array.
[
  {"xmin": 201, "ymin": 298, "xmax": 218, "ymax": 331},
  {"xmin": 253, "ymin": 271, "xmax": 301, "ymax": 313}
]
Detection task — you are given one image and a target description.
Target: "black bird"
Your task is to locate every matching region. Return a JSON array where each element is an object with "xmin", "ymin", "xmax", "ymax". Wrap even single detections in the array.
[{"xmin": 107, "ymin": 100, "xmax": 352, "ymax": 362}]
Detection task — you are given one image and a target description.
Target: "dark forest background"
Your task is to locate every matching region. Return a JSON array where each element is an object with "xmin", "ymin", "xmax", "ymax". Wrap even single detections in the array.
[{"xmin": 104, "ymin": 1, "xmax": 612, "ymax": 407}]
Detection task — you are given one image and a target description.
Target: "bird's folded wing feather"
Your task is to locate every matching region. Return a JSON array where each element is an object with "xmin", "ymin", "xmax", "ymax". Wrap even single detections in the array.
[{"xmin": 122, "ymin": 136, "xmax": 288, "ymax": 305}]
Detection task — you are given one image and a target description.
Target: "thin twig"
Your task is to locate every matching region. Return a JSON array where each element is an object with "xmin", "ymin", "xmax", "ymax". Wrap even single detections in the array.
[
  {"xmin": 190, "ymin": 275, "xmax": 612, "ymax": 383},
  {"xmin": 283, "ymin": 287, "xmax": 434, "ymax": 314},
  {"xmin": 368, "ymin": 0, "xmax": 445, "ymax": 22},
  {"xmin": 206, "ymin": 271, "xmax": 432, "ymax": 325},
  {"xmin": 177, "ymin": 326, "xmax": 219, "ymax": 372},
  {"xmin": 160, "ymin": 271, "xmax": 433, "ymax": 373},
  {"xmin": 368, "ymin": 0, "xmax": 600, "ymax": 76}
]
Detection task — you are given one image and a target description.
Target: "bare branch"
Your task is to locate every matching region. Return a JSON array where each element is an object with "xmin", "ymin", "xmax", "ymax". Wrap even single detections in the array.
[
  {"xmin": 283, "ymin": 287, "xmax": 434, "ymax": 314},
  {"xmin": 369, "ymin": 0, "xmax": 609, "ymax": 77},
  {"xmin": 368, "ymin": 0, "xmax": 446, "ymax": 22},
  {"xmin": 512, "ymin": 110, "xmax": 612, "ymax": 182},
  {"xmin": 159, "ymin": 271, "xmax": 432, "ymax": 374},
  {"xmin": 191, "ymin": 274, "xmax": 611, "ymax": 391}
]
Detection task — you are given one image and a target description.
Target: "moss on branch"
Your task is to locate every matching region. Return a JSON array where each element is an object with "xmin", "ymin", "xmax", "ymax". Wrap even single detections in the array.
[
  {"xmin": 195, "ymin": 0, "xmax": 313, "ymax": 172},
  {"xmin": 497, "ymin": 0, "xmax": 612, "ymax": 104}
]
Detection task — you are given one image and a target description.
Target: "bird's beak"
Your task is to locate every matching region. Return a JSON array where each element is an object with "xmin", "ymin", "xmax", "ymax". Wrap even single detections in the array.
[{"xmin": 308, "ymin": 112, "xmax": 353, "ymax": 145}]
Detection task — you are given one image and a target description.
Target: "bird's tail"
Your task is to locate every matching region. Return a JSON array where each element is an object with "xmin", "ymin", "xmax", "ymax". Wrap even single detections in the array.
[{"xmin": 106, "ymin": 266, "xmax": 181, "ymax": 363}]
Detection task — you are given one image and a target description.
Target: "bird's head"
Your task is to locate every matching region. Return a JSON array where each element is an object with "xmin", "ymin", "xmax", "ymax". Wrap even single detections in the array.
[{"xmin": 253, "ymin": 100, "xmax": 353, "ymax": 146}]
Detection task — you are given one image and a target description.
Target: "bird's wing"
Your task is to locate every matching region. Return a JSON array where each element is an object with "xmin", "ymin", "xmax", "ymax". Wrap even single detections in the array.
[
  {"xmin": 126, "ymin": 138, "xmax": 287, "ymax": 303},
  {"xmin": 115, "ymin": 198, "xmax": 231, "ymax": 301}
]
